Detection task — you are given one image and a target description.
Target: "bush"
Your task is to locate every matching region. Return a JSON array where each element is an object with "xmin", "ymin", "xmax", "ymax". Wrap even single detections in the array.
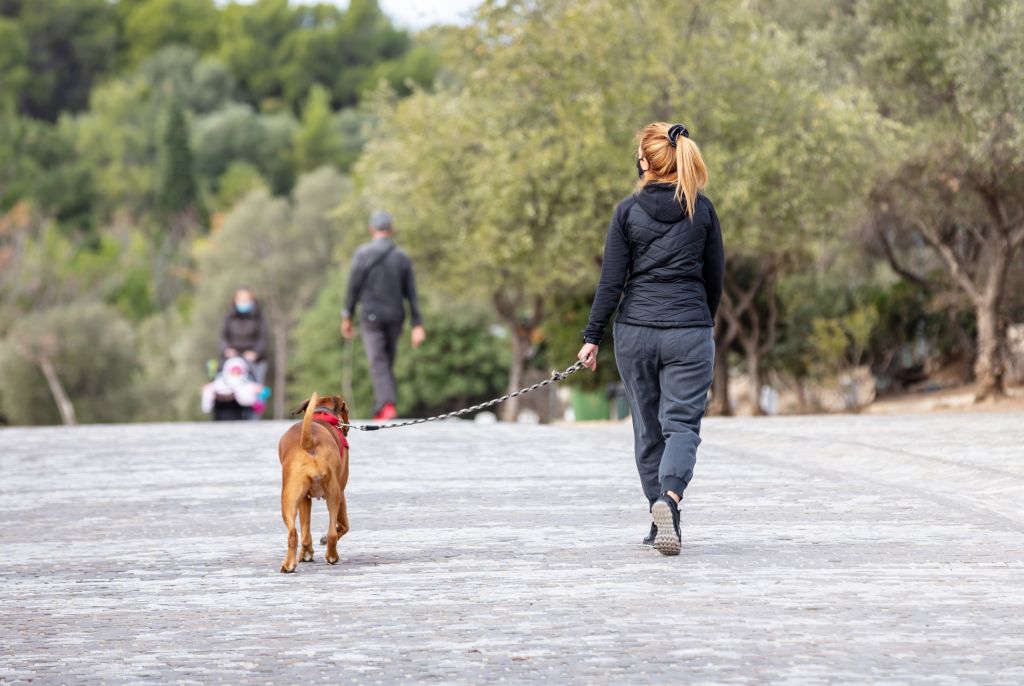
[{"xmin": 0, "ymin": 303, "xmax": 139, "ymax": 425}]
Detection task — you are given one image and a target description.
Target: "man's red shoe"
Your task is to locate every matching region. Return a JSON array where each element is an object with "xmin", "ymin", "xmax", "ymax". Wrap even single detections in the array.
[{"xmin": 373, "ymin": 402, "xmax": 397, "ymax": 421}]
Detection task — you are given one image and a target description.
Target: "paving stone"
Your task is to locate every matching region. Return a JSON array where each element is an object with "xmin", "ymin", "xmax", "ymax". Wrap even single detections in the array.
[{"xmin": 1, "ymin": 414, "xmax": 1022, "ymax": 684}]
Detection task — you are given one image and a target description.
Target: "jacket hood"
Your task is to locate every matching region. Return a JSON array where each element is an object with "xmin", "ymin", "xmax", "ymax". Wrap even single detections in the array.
[{"xmin": 635, "ymin": 183, "xmax": 686, "ymax": 223}]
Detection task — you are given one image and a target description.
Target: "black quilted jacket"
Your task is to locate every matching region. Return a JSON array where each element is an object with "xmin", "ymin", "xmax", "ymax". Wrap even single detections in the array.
[{"xmin": 583, "ymin": 183, "xmax": 725, "ymax": 345}]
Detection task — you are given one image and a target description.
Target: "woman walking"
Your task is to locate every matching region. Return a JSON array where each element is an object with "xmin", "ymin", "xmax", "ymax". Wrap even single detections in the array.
[{"xmin": 578, "ymin": 122, "xmax": 724, "ymax": 556}]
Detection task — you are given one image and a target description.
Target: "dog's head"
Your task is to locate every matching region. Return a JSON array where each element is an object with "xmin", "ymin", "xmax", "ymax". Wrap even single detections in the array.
[{"xmin": 291, "ymin": 394, "xmax": 351, "ymax": 435}]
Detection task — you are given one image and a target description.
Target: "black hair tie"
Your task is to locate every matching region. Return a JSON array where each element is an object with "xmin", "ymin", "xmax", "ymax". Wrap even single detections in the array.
[{"xmin": 667, "ymin": 124, "xmax": 689, "ymax": 147}]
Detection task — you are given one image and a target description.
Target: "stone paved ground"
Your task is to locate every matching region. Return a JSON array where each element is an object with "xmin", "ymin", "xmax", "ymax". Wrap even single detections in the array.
[{"xmin": 1, "ymin": 413, "xmax": 1023, "ymax": 684}]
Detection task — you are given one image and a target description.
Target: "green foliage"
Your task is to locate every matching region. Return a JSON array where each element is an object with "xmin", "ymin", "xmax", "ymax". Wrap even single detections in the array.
[
  {"xmin": 122, "ymin": 0, "xmax": 218, "ymax": 65},
  {"xmin": 192, "ymin": 104, "xmax": 298, "ymax": 195},
  {"xmin": 0, "ymin": 17, "xmax": 27, "ymax": 114},
  {"xmin": 137, "ymin": 46, "xmax": 236, "ymax": 114},
  {"xmin": 217, "ymin": 0, "xmax": 415, "ymax": 112},
  {"xmin": 4, "ymin": 0, "xmax": 119, "ymax": 121},
  {"xmin": 0, "ymin": 116, "xmax": 94, "ymax": 222},
  {"xmin": 210, "ymin": 161, "xmax": 267, "ymax": 213},
  {"xmin": 333, "ymin": 107, "xmax": 375, "ymax": 172},
  {"xmin": 808, "ymin": 305, "xmax": 879, "ymax": 380},
  {"xmin": 372, "ymin": 41, "xmax": 442, "ymax": 97},
  {"xmin": 156, "ymin": 100, "xmax": 199, "ymax": 216},
  {"xmin": 294, "ymin": 85, "xmax": 345, "ymax": 173},
  {"xmin": 0, "ymin": 303, "xmax": 139, "ymax": 425},
  {"xmin": 0, "ymin": 209, "xmax": 159, "ymax": 335}
]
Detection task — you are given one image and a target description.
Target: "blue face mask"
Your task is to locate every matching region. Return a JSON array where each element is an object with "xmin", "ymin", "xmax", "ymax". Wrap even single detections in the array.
[{"xmin": 236, "ymin": 302, "xmax": 254, "ymax": 314}]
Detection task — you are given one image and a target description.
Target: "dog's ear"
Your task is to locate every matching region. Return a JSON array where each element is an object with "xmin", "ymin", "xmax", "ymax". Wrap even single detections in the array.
[
  {"xmin": 290, "ymin": 398, "xmax": 311, "ymax": 416},
  {"xmin": 332, "ymin": 396, "xmax": 350, "ymax": 434}
]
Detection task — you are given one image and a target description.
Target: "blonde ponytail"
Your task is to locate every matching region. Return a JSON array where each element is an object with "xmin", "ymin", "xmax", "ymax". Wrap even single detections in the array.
[
  {"xmin": 637, "ymin": 122, "xmax": 708, "ymax": 218},
  {"xmin": 674, "ymin": 136, "xmax": 707, "ymax": 219}
]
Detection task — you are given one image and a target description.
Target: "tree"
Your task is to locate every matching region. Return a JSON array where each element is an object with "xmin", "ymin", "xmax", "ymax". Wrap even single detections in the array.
[
  {"xmin": 0, "ymin": 17, "xmax": 27, "ymax": 114},
  {"xmin": 216, "ymin": 0, "xmax": 297, "ymax": 107},
  {"xmin": 63, "ymin": 76, "xmax": 159, "ymax": 215},
  {"xmin": 210, "ymin": 161, "xmax": 268, "ymax": 213},
  {"xmin": 677, "ymin": 6, "xmax": 879, "ymax": 415},
  {"xmin": 121, "ymin": 0, "xmax": 219, "ymax": 65},
  {"xmin": 354, "ymin": 0, "xmax": 876, "ymax": 419},
  {"xmin": 0, "ymin": 304, "xmax": 139, "ymax": 426},
  {"xmin": 137, "ymin": 46, "xmax": 236, "ymax": 115},
  {"xmin": 835, "ymin": 0, "xmax": 1024, "ymax": 400},
  {"xmin": 217, "ymin": 0, "xmax": 416, "ymax": 112},
  {"xmin": 4, "ymin": 0, "xmax": 119, "ymax": 121},
  {"xmin": 157, "ymin": 100, "xmax": 199, "ymax": 219},
  {"xmin": 353, "ymin": 1, "xmax": 650, "ymax": 420},
  {"xmin": 293, "ymin": 85, "xmax": 345, "ymax": 173},
  {"xmin": 0, "ymin": 116, "xmax": 94, "ymax": 223},
  {"xmin": 192, "ymin": 103, "xmax": 298, "ymax": 195}
]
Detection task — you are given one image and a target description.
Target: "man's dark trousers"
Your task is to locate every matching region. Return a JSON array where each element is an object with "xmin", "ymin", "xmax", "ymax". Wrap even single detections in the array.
[
  {"xmin": 361, "ymin": 320, "xmax": 404, "ymax": 409},
  {"xmin": 613, "ymin": 322, "xmax": 715, "ymax": 505}
]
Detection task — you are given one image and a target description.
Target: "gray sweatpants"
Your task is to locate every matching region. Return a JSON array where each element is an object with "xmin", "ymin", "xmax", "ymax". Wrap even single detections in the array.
[
  {"xmin": 361, "ymin": 320, "xmax": 404, "ymax": 410},
  {"xmin": 613, "ymin": 323, "xmax": 715, "ymax": 505}
]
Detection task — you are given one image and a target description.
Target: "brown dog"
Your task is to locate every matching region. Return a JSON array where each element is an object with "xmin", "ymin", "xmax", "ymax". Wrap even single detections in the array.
[{"xmin": 277, "ymin": 392, "xmax": 350, "ymax": 573}]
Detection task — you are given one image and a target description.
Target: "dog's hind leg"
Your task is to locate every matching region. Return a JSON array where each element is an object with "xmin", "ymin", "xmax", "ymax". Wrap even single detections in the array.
[
  {"xmin": 325, "ymin": 491, "xmax": 341, "ymax": 565},
  {"xmin": 280, "ymin": 483, "xmax": 303, "ymax": 573},
  {"xmin": 298, "ymin": 496, "xmax": 314, "ymax": 562},
  {"xmin": 336, "ymin": 492, "xmax": 350, "ymax": 539}
]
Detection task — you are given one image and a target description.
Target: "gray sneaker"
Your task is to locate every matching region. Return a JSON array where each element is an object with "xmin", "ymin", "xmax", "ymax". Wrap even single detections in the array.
[{"xmin": 650, "ymin": 495, "xmax": 681, "ymax": 556}]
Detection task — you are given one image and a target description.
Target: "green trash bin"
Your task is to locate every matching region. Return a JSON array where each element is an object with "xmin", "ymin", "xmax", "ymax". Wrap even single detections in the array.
[{"xmin": 570, "ymin": 387, "xmax": 610, "ymax": 421}]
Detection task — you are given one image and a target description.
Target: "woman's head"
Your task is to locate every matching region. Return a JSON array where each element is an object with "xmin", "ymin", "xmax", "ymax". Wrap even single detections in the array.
[
  {"xmin": 636, "ymin": 121, "xmax": 708, "ymax": 218},
  {"xmin": 233, "ymin": 287, "xmax": 256, "ymax": 313}
]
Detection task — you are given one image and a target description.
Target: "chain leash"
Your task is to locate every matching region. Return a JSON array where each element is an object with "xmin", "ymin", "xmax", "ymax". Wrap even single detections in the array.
[{"xmin": 339, "ymin": 360, "xmax": 586, "ymax": 432}]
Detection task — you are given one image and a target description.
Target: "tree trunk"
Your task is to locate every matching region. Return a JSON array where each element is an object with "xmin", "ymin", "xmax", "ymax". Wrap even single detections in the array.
[
  {"xmin": 973, "ymin": 302, "xmax": 1005, "ymax": 401},
  {"xmin": 493, "ymin": 291, "xmax": 543, "ymax": 423},
  {"xmin": 945, "ymin": 308, "xmax": 975, "ymax": 382},
  {"xmin": 709, "ymin": 322, "xmax": 732, "ymax": 416},
  {"xmin": 37, "ymin": 355, "xmax": 76, "ymax": 426},
  {"xmin": 501, "ymin": 328, "xmax": 532, "ymax": 422},
  {"xmin": 742, "ymin": 339, "xmax": 764, "ymax": 416},
  {"xmin": 273, "ymin": 321, "xmax": 289, "ymax": 419}
]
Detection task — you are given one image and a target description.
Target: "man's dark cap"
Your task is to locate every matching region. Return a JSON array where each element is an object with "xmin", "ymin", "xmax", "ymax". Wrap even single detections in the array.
[{"xmin": 370, "ymin": 210, "xmax": 393, "ymax": 232}]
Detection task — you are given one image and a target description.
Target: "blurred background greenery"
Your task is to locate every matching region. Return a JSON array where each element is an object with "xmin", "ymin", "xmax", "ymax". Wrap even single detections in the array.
[{"xmin": 1, "ymin": 0, "xmax": 1023, "ymax": 425}]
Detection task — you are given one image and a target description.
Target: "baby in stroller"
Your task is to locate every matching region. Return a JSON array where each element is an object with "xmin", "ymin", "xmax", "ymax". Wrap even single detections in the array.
[{"xmin": 202, "ymin": 356, "xmax": 269, "ymax": 420}]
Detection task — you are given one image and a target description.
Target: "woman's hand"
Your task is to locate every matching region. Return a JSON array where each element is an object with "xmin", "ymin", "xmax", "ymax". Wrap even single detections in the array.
[{"xmin": 578, "ymin": 343, "xmax": 599, "ymax": 371}]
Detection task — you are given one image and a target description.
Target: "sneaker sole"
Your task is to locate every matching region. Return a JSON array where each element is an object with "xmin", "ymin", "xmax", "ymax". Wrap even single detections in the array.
[{"xmin": 651, "ymin": 501, "xmax": 681, "ymax": 556}]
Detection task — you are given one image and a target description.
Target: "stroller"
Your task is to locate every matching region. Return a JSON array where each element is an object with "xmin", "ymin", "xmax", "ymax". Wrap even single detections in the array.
[{"xmin": 201, "ymin": 356, "xmax": 269, "ymax": 421}]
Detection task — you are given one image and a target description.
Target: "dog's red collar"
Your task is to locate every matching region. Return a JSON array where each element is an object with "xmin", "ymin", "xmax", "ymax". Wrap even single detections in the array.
[{"xmin": 312, "ymin": 411, "xmax": 349, "ymax": 451}]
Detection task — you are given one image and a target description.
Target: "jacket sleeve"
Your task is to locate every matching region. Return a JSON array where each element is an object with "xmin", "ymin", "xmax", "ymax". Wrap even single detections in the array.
[
  {"xmin": 402, "ymin": 255, "xmax": 423, "ymax": 327},
  {"xmin": 702, "ymin": 200, "xmax": 725, "ymax": 320},
  {"xmin": 253, "ymin": 311, "xmax": 270, "ymax": 358},
  {"xmin": 219, "ymin": 314, "xmax": 231, "ymax": 353},
  {"xmin": 582, "ymin": 200, "xmax": 632, "ymax": 344},
  {"xmin": 341, "ymin": 250, "xmax": 363, "ymax": 320}
]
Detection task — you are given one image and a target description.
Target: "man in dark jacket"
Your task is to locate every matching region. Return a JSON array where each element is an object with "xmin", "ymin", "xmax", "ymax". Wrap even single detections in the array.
[
  {"xmin": 341, "ymin": 211, "xmax": 425, "ymax": 420},
  {"xmin": 220, "ymin": 287, "xmax": 269, "ymax": 382}
]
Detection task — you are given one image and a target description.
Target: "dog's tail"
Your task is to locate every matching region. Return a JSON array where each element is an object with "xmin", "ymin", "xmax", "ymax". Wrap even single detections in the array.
[{"xmin": 300, "ymin": 392, "xmax": 319, "ymax": 452}]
